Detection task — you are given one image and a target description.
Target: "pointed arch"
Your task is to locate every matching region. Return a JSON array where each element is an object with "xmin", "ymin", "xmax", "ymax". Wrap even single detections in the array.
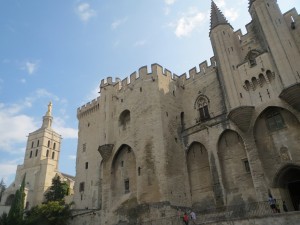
[
  {"xmin": 218, "ymin": 129, "xmax": 255, "ymax": 204},
  {"xmin": 111, "ymin": 144, "xmax": 137, "ymax": 204},
  {"xmin": 119, "ymin": 110, "xmax": 131, "ymax": 130},
  {"xmin": 258, "ymin": 73, "xmax": 266, "ymax": 87},
  {"xmin": 187, "ymin": 142, "xmax": 214, "ymax": 208},
  {"xmin": 272, "ymin": 164, "xmax": 300, "ymax": 211},
  {"xmin": 251, "ymin": 77, "xmax": 258, "ymax": 90},
  {"xmin": 253, "ymin": 106, "xmax": 300, "ymax": 181},
  {"xmin": 194, "ymin": 95, "xmax": 210, "ymax": 122}
]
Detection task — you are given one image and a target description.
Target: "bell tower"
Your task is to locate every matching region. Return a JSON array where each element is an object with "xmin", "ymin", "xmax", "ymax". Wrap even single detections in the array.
[{"xmin": 2, "ymin": 102, "xmax": 62, "ymax": 208}]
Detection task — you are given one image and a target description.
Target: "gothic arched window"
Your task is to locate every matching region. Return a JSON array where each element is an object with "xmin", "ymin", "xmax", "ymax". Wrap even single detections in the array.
[{"xmin": 195, "ymin": 95, "xmax": 210, "ymax": 122}]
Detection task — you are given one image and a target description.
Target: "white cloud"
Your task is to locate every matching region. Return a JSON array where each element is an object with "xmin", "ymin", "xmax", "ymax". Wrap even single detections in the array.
[
  {"xmin": 23, "ymin": 61, "xmax": 39, "ymax": 75},
  {"xmin": 53, "ymin": 117, "xmax": 78, "ymax": 139},
  {"xmin": 174, "ymin": 9, "xmax": 207, "ymax": 38},
  {"xmin": 76, "ymin": 3, "xmax": 96, "ymax": 22},
  {"xmin": 111, "ymin": 17, "xmax": 128, "ymax": 30},
  {"xmin": 134, "ymin": 40, "xmax": 147, "ymax": 47},
  {"xmin": 224, "ymin": 8, "xmax": 239, "ymax": 21},
  {"xmin": 214, "ymin": 0, "xmax": 239, "ymax": 22},
  {"xmin": 0, "ymin": 158, "xmax": 23, "ymax": 184},
  {"xmin": 68, "ymin": 155, "xmax": 76, "ymax": 160},
  {"xmin": 215, "ymin": 0, "xmax": 225, "ymax": 8},
  {"xmin": 86, "ymin": 86, "xmax": 100, "ymax": 102},
  {"xmin": 0, "ymin": 104, "xmax": 37, "ymax": 153},
  {"xmin": 165, "ymin": 0, "xmax": 176, "ymax": 5},
  {"xmin": 0, "ymin": 89, "xmax": 77, "ymax": 153}
]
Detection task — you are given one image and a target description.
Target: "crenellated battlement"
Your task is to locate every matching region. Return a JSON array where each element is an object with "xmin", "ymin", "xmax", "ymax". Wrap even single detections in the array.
[
  {"xmin": 99, "ymin": 58, "xmax": 217, "ymax": 94},
  {"xmin": 77, "ymin": 97, "xmax": 101, "ymax": 119}
]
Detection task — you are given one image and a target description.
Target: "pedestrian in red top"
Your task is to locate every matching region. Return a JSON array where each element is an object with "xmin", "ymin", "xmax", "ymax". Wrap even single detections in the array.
[{"xmin": 183, "ymin": 212, "xmax": 189, "ymax": 225}]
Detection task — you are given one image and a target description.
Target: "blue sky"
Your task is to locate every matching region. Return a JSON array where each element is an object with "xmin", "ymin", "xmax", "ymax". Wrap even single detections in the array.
[{"xmin": 0, "ymin": 0, "xmax": 297, "ymax": 185}]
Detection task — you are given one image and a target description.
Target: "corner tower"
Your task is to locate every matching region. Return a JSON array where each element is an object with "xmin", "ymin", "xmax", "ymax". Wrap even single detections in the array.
[
  {"xmin": 209, "ymin": 1, "xmax": 243, "ymax": 111},
  {"xmin": 249, "ymin": 0, "xmax": 300, "ymax": 110}
]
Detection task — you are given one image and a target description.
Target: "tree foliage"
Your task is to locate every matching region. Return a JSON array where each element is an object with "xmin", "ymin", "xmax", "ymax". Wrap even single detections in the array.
[
  {"xmin": 0, "ymin": 213, "xmax": 8, "ymax": 225},
  {"xmin": 7, "ymin": 174, "xmax": 26, "ymax": 225},
  {"xmin": 23, "ymin": 176, "xmax": 72, "ymax": 225},
  {"xmin": 45, "ymin": 176, "xmax": 69, "ymax": 203},
  {"xmin": 24, "ymin": 201, "xmax": 71, "ymax": 225}
]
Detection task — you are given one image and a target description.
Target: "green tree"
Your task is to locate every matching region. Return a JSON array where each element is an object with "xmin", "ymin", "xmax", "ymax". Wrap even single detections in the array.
[
  {"xmin": 7, "ymin": 174, "xmax": 26, "ymax": 225},
  {"xmin": 0, "ymin": 178, "xmax": 6, "ymax": 202},
  {"xmin": 44, "ymin": 176, "xmax": 69, "ymax": 203},
  {"xmin": 24, "ymin": 201, "xmax": 71, "ymax": 225},
  {"xmin": 0, "ymin": 212, "xmax": 8, "ymax": 225}
]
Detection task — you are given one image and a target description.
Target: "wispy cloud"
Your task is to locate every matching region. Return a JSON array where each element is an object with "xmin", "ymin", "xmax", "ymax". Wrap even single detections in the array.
[
  {"xmin": 0, "ymin": 89, "xmax": 77, "ymax": 153},
  {"xmin": 174, "ymin": 8, "xmax": 208, "ymax": 38},
  {"xmin": 86, "ymin": 86, "xmax": 100, "ymax": 102},
  {"xmin": 0, "ymin": 103, "xmax": 38, "ymax": 153},
  {"xmin": 134, "ymin": 40, "xmax": 147, "ymax": 47},
  {"xmin": 22, "ymin": 60, "xmax": 39, "ymax": 75},
  {"xmin": 0, "ymin": 158, "xmax": 23, "ymax": 184},
  {"xmin": 224, "ymin": 8, "xmax": 239, "ymax": 21},
  {"xmin": 68, "ymin": 155, "xmax": 76, "ymax": 160},
  {"xmin": 215, "ymin": 0, "xmax": 239, "ymax": 22},
  {"xmin": 76, "ymin": 2, "xmax": 96, "ymax": 22},
  {"xmin": 164, "ymin": 0, "xmax": 176, "ymax": 5},
  {"xmin": 53, "ymin": 117, "xmax": 77, "ymax": 139},
  {"xmin": 111, "ymin": 17, "xmax": 128, "ymax": 30}
]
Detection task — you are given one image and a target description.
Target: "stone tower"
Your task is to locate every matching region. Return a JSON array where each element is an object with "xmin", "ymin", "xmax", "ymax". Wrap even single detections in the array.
[
  {"xmin": 248, "ymin": 0, "xmax": 300, "ymax": 111},
  {"xmin": 1, "ymin": 102, "xmax": 62, "ymax": 209},
  {"xmin": 72, "ymin": 1, "xmax": 300, "ymax": 224}
]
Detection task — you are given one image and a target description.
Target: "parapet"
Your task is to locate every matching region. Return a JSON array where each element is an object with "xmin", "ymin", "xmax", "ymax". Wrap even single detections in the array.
[
  {"xmin": 99, "ymin": 63, "xmax": 176, "ymax": 92},
  {"xmin": 77, "ymin": 97, "xmax": 101, "ymax": 119},
  {"xmin": 98, "ymin": 58, "xmax": 217, "ymax": 94}
]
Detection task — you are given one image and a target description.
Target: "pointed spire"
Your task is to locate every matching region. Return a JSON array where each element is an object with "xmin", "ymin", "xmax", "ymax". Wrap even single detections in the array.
[
  {"xmin": 210, "ymin": 0, "xmax": 230, "ymax": 31},
  {"xmin": 249, "ymin": 0, "xmax": 256, "ymax": 8}
]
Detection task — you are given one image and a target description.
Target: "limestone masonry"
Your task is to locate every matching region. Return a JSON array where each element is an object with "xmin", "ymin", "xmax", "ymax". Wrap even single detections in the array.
[
  {"xmin": 0, "ymin": 102, "xmax": 74, "ymax": 215},
  {"xmin": 4, "ymin": 0, "xmax": 300, "ymax": 224},
  {"xmin": 73, "ymin": 1, "xmax": 300, "ymax": 224}
]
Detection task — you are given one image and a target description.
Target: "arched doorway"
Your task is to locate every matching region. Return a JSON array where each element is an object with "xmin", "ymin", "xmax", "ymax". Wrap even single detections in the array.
[
  {"xmin": 254, "ymin": 107, "xmax": 300, "ymax": 180},
  {"xmin": 187, "ymin": 142, "xmax": 214, "ymax": 208},
  {"xmin": 111, "ymin": 144, "xmax": 137, "ymax": 205},
  {"xmin": 274, "ymin": 165, "xmax": 300, "ymax": 211}
]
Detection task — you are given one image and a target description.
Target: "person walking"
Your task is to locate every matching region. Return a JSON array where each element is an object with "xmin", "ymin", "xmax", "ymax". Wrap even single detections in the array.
[
  {"xmin": 190, "ymin": 211, "xmax": 196, "ymax": 224},
  {"xmin": 268, "ymin": 195, "xmax": 277, "ymax": 213},
  {"xmin": 183, "ymin": 212, "xmax": 189, "ymax": 225}
]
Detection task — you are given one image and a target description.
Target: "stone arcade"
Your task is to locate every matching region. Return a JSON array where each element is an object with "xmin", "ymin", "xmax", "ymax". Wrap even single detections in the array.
[{"xmin": 73, "ymin": 0, "xmax": 300, "ymax": 224}]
